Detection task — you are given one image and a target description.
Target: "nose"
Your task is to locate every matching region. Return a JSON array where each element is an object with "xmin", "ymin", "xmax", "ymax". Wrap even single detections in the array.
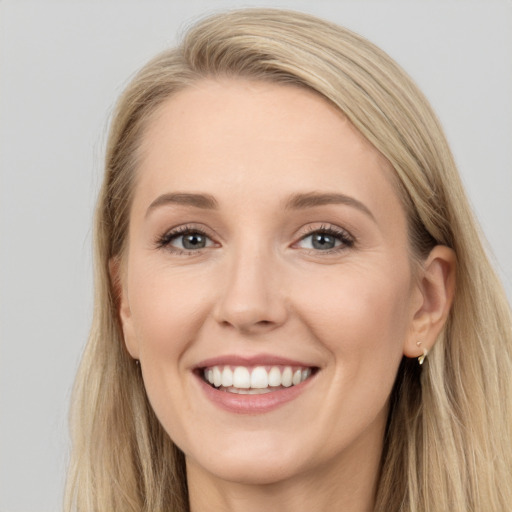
[{"xmin": 213, "ymin": 248, "xmax": 288, "ymax": 334}]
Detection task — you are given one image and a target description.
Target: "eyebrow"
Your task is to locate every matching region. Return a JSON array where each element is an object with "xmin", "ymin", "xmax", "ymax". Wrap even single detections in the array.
[
  {"xmin": 285, "ymin": 192, "xmax": 376, "ymax": 221},
  {"xmin": 146, "ymin": 192, "xmax": 218, "ymax": 217},
  {"xmin": 145, "ymin": 190, "xmax": 375, "ymax": 222}
]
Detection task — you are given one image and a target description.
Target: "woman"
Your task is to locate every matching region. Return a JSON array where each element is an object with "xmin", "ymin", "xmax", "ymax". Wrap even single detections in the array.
[{"xmin": 65, "ymin": 8, "xmax": 512, "ymax": 512}]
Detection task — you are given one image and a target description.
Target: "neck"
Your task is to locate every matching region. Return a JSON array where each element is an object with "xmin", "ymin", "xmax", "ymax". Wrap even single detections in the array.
[{"xmin": 187, "ymin": 424, "xmax": 383, "ymax": 512}]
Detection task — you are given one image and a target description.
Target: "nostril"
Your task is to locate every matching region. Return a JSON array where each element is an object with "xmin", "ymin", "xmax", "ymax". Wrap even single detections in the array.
[{"xmin": 219, "ymin": 317, "xmax": 278, "ymax": 332}]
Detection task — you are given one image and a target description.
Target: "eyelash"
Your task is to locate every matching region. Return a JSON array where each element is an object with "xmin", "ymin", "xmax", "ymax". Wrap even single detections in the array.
[
  {"xmin": 296, "ymin": 224, "xmax": 355, "ymax": 254},
  {"xmin": 154, "ymin": 224, "xmax": 214, "ymax": 255},
  {"xmin": 154, "ymin": 223, "xmax": 355, "ymax": 255}
]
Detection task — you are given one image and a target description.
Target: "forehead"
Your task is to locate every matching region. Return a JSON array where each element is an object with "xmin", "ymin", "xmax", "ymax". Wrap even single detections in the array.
[{"xmin": 134, "ymin": 79, "xmax": 403, "ymax": 225}]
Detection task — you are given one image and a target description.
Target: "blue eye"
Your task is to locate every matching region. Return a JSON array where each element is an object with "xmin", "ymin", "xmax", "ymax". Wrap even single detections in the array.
[
  {"xmin": 157, "ymin": 228, "xmax": 215, "ymax": 252},
  {"xmin": 172, "ymin": 232, "xmax": 212, "ymax": 250},
  {"xmin": 156, "ymin": 225, "xmax": 353, "ymax": 254},
  {"xmin": 311, "ymin": 232, "xmax": 339, "ymax": 249},
  {"xmin": 296, "ymin": 227, "xmax": 353, "ymax": 251}
]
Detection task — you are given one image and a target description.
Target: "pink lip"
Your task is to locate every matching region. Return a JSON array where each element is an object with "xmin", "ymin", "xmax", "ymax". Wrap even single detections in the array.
[
  {"xmin": 195, "ymin": 376, "xmax": 314, "ymax": 414},
  {"xmin": 193, "ymin": 355, "xmax": 317, "ymax": 414},
  {"xmin": 194, "ymin": 353, "xmax": 315, "ymax": 369}
]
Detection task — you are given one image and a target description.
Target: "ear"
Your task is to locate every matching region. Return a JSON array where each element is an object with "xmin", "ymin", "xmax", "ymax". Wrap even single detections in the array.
[
  {"xmin": 403, "ymin": 245, "xmax": 456, "ymax": 359},
  {"xmin": 109, "ymin": 256, "xmax": 140, "ymax": 360}
]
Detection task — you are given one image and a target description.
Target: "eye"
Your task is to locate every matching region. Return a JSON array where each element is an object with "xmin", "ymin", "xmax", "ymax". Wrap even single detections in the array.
[
  {"xmin": 173, "ymin": 231, "xmax": 212, "ymax": 250},
  {"xmin": 295, "ymin": 226, "xmax": 354, "ymax": 252},
  {"xmin": 156, "ymin": 226, "xmax": 216, "ymax": 253},
  {"xmin": 298, "ymin": 232, "xmax": 341, "ymax": 250}
]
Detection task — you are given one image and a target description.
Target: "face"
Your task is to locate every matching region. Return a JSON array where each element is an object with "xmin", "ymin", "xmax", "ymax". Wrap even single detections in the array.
[{"xmin": 119, "ymin": 79, "xmax": 422, "ymax": 486}]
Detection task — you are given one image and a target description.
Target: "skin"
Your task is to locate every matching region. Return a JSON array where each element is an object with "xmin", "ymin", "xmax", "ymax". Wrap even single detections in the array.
[{"xmin": 117, "ymin": 79, "xmax": 455, "ymax": 512}]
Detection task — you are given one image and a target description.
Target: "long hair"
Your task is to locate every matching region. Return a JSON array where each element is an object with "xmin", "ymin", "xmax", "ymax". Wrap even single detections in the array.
[{"xmin": 65, "ymin": 9, "xmax": 512, "ymax": 511}]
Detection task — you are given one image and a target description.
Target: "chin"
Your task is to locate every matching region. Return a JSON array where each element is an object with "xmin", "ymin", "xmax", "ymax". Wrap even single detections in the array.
[
  {"xmin": 182, "ymin": 430, "xmax": 316, "ymax": 486},
  {"xmin": 190, "ymin": 454, "xmax": 307, "ymax": 486}
]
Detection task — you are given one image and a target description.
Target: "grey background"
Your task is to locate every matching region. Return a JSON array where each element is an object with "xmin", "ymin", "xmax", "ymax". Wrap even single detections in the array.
[{"xmin": 1, "ymin": 1, "xmax": 511, "ymax": 511}]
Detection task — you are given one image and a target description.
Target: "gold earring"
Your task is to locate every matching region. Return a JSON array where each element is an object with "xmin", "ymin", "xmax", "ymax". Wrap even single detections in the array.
[{"xmin": 416, "ymin": 341, "xmax": 428, "ymax": 365}]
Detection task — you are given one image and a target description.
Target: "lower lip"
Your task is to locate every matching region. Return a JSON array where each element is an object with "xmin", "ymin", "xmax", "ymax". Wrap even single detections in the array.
[{"xmin": 195, "ymin": 373, "xmax": 314, "ymax": 414}]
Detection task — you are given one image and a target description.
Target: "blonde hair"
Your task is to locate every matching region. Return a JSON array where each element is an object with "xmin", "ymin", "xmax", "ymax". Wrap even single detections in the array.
[{"xmin": 65, "ymin": 9, "xmax": 512, "ymax": 511}]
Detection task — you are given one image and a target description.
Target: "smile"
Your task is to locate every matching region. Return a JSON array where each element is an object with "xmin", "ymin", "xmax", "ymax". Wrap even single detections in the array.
[{"xmin": 203, "ymin": 365, "xmax": 314, "ymax": 394}]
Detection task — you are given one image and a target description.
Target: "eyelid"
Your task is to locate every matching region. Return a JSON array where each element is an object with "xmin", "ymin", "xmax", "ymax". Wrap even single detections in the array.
[
  {"xmin": 292, "ymin": 223, "xmax": 355, "ymax": 252},
  {"xmin": 154, "ymin": 222, "xmax": 355, "ymax": 255},
  {"xmin": 154, "ymin": 223, "xmax": 219, "ymax": 253}
]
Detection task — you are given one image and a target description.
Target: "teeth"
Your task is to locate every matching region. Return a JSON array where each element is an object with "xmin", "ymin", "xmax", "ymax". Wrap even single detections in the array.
[
  {"xmin": 203, "ymin": 364, "xmax": 314, "ymax": 391},
  {"xmin": 232, "ymin": 367, "xmax": 251, "ymax": 389},
  {"xmin": 238, "ymin": 388, "xmax": 275, "ymax": 395},
  {"xmin": 221, "ymin": 366, "xmax": 233, "ymax": 387},
  {"xmin": 213, "ymin": 366, "xmax": 222, "ymax": 387},
  {"xmin": 250, "ymin": 366, "xmax": 268, "ymax": 388},
  {"xmin": 281, "ymin": 367, "xmax": 293, "ymax": 387},
  {"xmin": 268, "ymin": 366, "xmax": 281, "ymax": 387}
]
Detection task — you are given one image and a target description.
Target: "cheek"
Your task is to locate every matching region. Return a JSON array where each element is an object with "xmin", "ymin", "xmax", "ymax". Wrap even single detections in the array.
[
  {"xmin": 125, "ymin": 261, "xmax": 213, "ymax": 443},
  {"xmin": 300, "ymin": 260, "xmax": 412, "ymax": 346},
  {"xmin": 127, "ymin": 261, "xmax": 213, "ymax": 359},
  {"xmin": 289, "ymin": 263, "xmax": 412, "ymax": 441},
  {"xmin": 294, "ymin": 260, "xmax": 412, "ymax": 386}
]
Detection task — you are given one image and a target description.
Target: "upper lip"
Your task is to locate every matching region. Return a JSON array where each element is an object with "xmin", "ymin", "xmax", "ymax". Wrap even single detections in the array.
[{"xmin": 194, "ymin": 353, "xmax": 318, "ymax": 369}]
